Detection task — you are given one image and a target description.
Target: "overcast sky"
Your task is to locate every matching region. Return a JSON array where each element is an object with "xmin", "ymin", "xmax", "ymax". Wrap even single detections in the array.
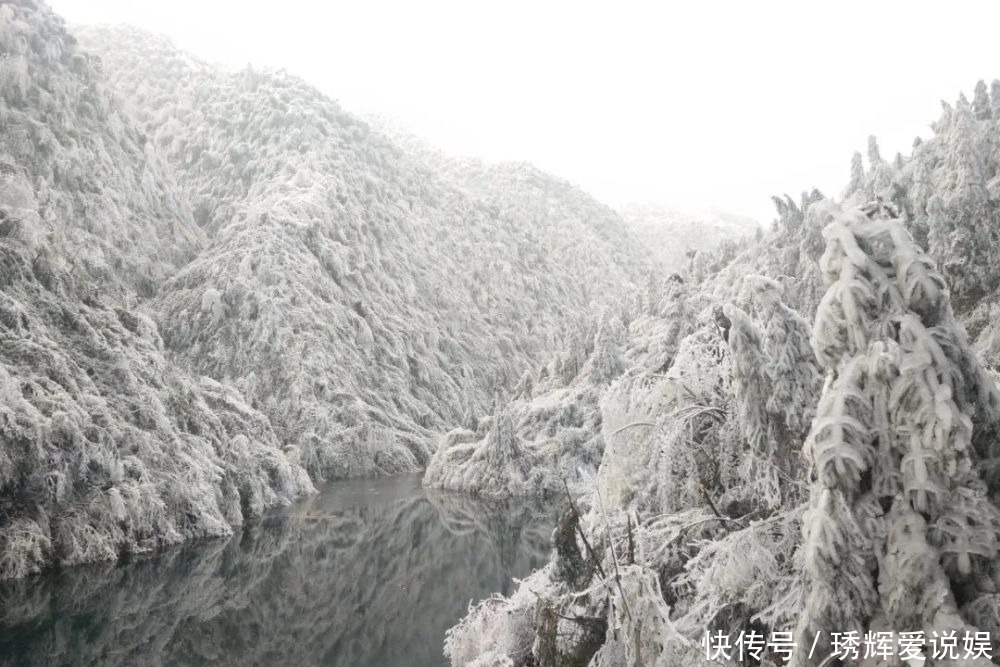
[{"xmin": 50, "ymin": 0, "xmax": 1000, "ymax": 222}]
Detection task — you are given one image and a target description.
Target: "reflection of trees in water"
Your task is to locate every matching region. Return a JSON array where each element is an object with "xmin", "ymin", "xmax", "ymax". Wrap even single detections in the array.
[
  {"xmin": 0, "ymin": 485, "xmax": 553, "ymax": 667},
  {"xmin": 425, "ymin": 490, "xmax": 554, "ymax": 595}
]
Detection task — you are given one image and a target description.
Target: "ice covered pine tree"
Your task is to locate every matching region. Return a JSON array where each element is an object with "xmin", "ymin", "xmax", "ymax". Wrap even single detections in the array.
[{"xmin": 793, "ymin": 199, "xmax": 1000, "ymax": 666}]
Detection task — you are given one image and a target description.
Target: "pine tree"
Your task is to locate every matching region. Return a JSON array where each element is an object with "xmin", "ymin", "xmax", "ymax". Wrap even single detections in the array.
[{"xmin": 793, "ymin": 201, "xmax": 1000, "ymax": 667}]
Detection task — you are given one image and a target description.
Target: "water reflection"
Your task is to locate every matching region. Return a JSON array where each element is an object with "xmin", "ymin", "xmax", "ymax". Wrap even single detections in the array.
[{"xmin": 0, "ymin": 474, "xmax": 554, "ymax": 667}]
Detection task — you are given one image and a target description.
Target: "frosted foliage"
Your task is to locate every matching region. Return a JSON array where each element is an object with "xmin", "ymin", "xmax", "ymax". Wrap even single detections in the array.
[
  {"xmin": 597, "ymin": 316, "xmax": 756, "ymax": 516},
  {"xmin": 753, "ymin": 276, "xmax": 821, "ymax": 435},
  {"xmin": 974, "ymin": 80, "xmax": 992, "ymax": 121},
  {"xmin": 425, "ymin": 359, "xmax": 607, "ymax": 498},
  {"xmin": 426, "ymin": 309, "xmax": 638, "ymax": 500},
  {"xmin": 592, "ymin": 315, "xmax": 626, "ymax": 385},
  {"xmin": 793, "ymin": 201, "xmax": 1000, "ymax": 666},
  {"xmin": 590, "ymin": 565, "xmax": 672, "ymax": 667},
  {"xmin": 424, "ymin": 411, "xmax": 532, "ymax": 498},
  {"xmin": 466, "ymin": 653, "xmax": 513, "ymax": 667},
  {"xmin": 696, "ymin": 191, "xmax": 828, "ymax": 321},
  {"xmin": 437, "ymin": 205, "xmax": 845, "ymax": 664},
  {"xmin": 674, "ymin": 506, "xmax": 804, "ymax": 636},
  {"xmin": 597, "ymin": 372, "xmax": 671, "ymax": 512},
  {"xmin": 443, "ymin": 569, "xmax": 553, "ymax": 666},
  {"xmin": 624, "ymin": 276, "xmax": 696, "ymax": 375},
  {"xmin": 451, "ymin": 194, "xmax": 1000, "ymax": 667},
  {"xmin": 0, "ymin": 4, "xmax": 202, "ymax": 301},
  {"xmin": 0, "ymin": 286, "xmax": 315, "ymax": 580},
  {"xmin": 725, "ymin": 303, "xmax": 785, "ymax": 507},
  {"xmin": 0, "ymin": 519, "xmax": 49, "ymax": 580}
]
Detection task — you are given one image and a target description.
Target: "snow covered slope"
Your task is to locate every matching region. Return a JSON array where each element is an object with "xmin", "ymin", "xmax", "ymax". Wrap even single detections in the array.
[
  {"xmin": 75, "ymin": 25, "xmax": 654, "ymax": 484},
  {"xmin": 0, "ymin": 0, "xmax": 312, "ymax": 580}
]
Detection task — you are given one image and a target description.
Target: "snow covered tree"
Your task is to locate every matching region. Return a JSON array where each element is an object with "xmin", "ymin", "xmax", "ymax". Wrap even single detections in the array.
[
  {"xmin": 793, "ymin": 200, "xmax": 1000, "ymax": 666},
  {"xmin": 591, "ymin": 314, "xmax": 625, "ymax": 384},
  {"xmin": 846, "ymin": 152, "xmax": 866, "ymax": 196},
  {"xmin": 725, "ymin": 302, "xmax": 793, "ymax": 510},
  {"xmin": 973, "ymin": 79, "xmax": 991, "ymax": 121},
  {"xmin": 752, "ymin": 276, "xmax": 821, "ymax": 435},
  {"xmin": 867, "ymin": 135, "xmax": 882, "ymax": 166},
  {"xmin": 725, "ymin": 276, "xmax": 819, "ymax": 508},
  {"xmin": 625, "ymin": 274, "xmax": 692, "ymax": 374}
]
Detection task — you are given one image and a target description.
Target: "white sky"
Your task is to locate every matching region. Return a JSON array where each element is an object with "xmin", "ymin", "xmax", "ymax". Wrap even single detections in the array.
[{"xmin": 49, "ymin": 0, "xmax": 1000, "ymax": 222}]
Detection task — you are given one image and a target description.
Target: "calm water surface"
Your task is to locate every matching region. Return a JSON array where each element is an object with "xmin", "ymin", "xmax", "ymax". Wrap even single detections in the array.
[{"xmin": 0, "ymin": 474, "xmax": 554, "ymax": 667}]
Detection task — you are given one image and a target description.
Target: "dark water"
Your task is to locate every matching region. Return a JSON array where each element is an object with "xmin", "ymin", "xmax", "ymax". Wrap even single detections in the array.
[{"xmin": 0, "ymin": 474, "xmax": 555, "ymax": 667}]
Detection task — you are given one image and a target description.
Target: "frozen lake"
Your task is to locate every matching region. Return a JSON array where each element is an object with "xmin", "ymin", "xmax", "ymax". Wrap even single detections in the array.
[{"xmin": 0, "ymin": 474, "xmax": 554, "ymax": 667}]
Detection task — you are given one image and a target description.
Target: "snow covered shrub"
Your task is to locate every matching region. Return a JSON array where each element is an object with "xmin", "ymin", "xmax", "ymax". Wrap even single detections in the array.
[
  {"xmin": 425, "ymin": 409, "xmax": 534, "ymax": 498},
  {"xmin": 597, "ymin": 370, "xmax": 672, "ymax": 512},
  {"xmin": 444, "ymin": 570, "xmax": 555, "ymax": 666},
  {"xmin": 673, "ymin": 505, "xmax": 805, "ymax": 638},
  {"xmin": 427, "ymin": 310, "xmax": 626, "ymax": 499},
  {"xmin": 0, "ymin": 518, "xmax": 50, "ymax": 580},
  {"xmin": 599, "ymin": 276, "xmax": 813, "ymax": 520},
  {"xmin": 792, "ymin": 200, "xmax": 1000, "ymax": 666},
  {"xmin": 0, "ymin": 53, "xmax": 28, "ymax": 103}
]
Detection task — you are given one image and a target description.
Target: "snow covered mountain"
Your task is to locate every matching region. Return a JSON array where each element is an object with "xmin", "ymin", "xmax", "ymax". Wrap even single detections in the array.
[
  {"xmin": 75, "ymin": 25, "xmax": 655, "ymax": 484},
  {"xmin": 0, "ymin": 0, "xmax": 671, "ymax": 579}
]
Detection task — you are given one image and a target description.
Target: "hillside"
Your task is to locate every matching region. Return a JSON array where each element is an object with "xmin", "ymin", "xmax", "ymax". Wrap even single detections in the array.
[
  {"xmin": 75, "ymin": 25, "xmax": 654, "ymax": 483},
  {"xmin": 0, "ymin": 0, "xmax": 312, "ymax": 581}
]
